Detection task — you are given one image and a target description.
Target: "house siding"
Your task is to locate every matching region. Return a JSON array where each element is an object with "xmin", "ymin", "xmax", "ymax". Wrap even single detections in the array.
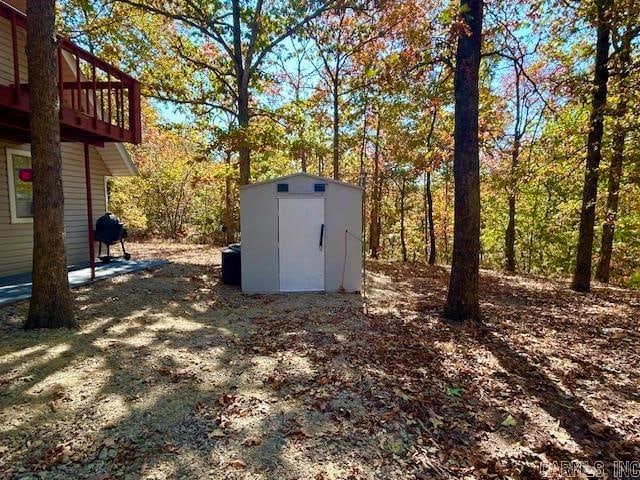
[
  {"xmin": 1, "ymin": 10, "xmax": 97, "ymax": 114},
  {"xmin": 0, "ymin": 14, "xmax": 28, "ymax": 87},
  {"xmin": 0, "ymin": 141, "xmax": 110, "ymax": 277}
]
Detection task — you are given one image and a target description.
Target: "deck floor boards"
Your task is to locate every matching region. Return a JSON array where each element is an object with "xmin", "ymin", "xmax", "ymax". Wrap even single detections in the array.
[{"xmin": 0, "ymin": 259, "xmax": 167, "ymax": 306}]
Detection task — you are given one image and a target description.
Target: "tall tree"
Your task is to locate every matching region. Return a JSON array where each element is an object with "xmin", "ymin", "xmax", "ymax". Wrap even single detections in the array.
[
  {"xmin": 277, "ymin": 39, "xmax": 314, "ymax": 172},
  {"xmin": 391, "ymin": 166, "xmax": 416, "ymax": 263},
  {"xmin": 443, "ymin": 0, "xmax": 484, "ymax": 323},
  {"xmin": 484, "ymin": 1, "xmax": 548, "ymax": 274},
  {"xmin": 423, "ymin": 106, "xmax": 438, "ymax": 265},
  {"xmin": 307, "ymin": 2, "xmax": 397, "ymax": 180},
  {"xmin": 369, "ymin": 112, "xmax": 383, "ymax": 258},
  {"xmin": 223, "ymin": 150, "xmax": 236, "ymax": 243},
  {"xmin": 24, "ymin": 0, "xmax": 76, "ymax": 329},
  {"xmin": 595, "ymin": 3, "xmax": 639, "ymax": 282},
  {"xmin": 113, "ymin": 0, "xmax": 334, "ymax": 185},
  {"xmin": 503, "ymin": 55, "xmax": 540, "ymax": 272},
  {"xmin": 571, "ymin": 0, "xmax": 612, "ymax": 292}
]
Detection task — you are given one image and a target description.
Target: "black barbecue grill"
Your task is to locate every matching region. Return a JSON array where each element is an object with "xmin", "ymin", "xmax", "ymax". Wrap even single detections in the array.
[{"xmin": 94, "ymin": 213, "xmax": 131, "ymax": 263}]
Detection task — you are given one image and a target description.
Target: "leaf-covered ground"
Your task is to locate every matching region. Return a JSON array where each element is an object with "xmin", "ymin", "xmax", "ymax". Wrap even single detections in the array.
[{"xmin": 0, "ymin": 241, "xmax": 638, "ymax": 479}]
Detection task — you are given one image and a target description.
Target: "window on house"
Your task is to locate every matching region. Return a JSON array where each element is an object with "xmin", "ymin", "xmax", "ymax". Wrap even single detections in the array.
[{"xmin": 6, "ymin": 148, "xmax": 33, "ymax": 223}]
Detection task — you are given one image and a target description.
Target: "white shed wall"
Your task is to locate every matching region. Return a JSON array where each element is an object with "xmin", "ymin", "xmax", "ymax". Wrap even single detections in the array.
[
  {"xmin": 324, "ymin": 183, "xmax": 363, "ymax": 292},
  {"xmin": 239, "ymin": 182, "xmax": 279, "ymax": 293}
]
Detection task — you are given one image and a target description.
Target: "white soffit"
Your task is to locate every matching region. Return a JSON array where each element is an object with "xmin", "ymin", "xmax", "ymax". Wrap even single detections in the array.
[{"xmin": 97, "ymin": 143, "xmax": 138, "ymax": 177}]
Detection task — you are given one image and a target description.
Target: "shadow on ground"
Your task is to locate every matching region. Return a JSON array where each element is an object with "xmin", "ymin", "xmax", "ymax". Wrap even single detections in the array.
[{"xmin": 0, "ymin": 244, "xmax": 638, "ymax": 479}]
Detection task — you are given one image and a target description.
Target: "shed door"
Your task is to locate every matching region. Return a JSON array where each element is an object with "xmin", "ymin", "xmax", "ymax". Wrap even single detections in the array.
[{"xmin": 278, "ymin": 198, "xmax": 325, "ymax": 292}]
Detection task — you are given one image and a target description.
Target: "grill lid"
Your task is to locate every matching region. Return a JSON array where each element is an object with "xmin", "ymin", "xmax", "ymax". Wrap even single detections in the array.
[{"xmin": 95, "ymin": 213, "xmax": 125, "ymax": 244}]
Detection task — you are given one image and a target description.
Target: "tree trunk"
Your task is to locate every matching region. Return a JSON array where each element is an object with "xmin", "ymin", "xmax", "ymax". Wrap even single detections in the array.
[
  {"xmin": 332, "ymin": 79, "xmax": 340, "ymax": 180},
  {"xmin": 594, "ymin": 118, "xmax": 623, "ymax": 283},
  {"xmin": 505, "ymin": 59, "xmax": 522, "ymax": 273},
  {"xmin": 359, "ymin": 96, "xmax": 368, "ymax": 187},
  {"xmin": 423, "ymin": 169, "xmax": 428, "ymax": 260},
  {"xmin": 443, "ymin": 158, "xmax": 451, "ymax": 260},
  {"xmin": 443, "ymin": 0, "xmax": 483, "ymax": 323},
  {"xmin": 301, "ymin": 150, "xmax": 307, "ymax": 173},
  {"xmin": 400, "ymin": 176, "xmax": 407, "ymax": 263},
  {"xmin": 369, "ymin": 114, "xmax": 382, "ymax": 258},
  {"xmin": 571, "ymin": 0, "xmax": 611, "ymax": 292},
  {"xmin": 505, "ymin": 194, "xmax": 516, "ymax": 271},
  {"xmin": 25, "ymin": 0, "xmax": 76, "ymax": 329},
  {"xmin": 527, "ymin": 180, "xmax": 542, "ymax": 274},
  {"xmin": 505, "ymin": 136, "xmax": 520, "ymax": 272},
  {"xmin": 232, "ymin": 0, "xmax": 251, "ymax": 186},
  {"xmin": 423, "ymin": 108, "xmax": 437, "ymax": 265},
  {"xmin": 237, "ymin": 91, "xmax": 251, "ymax": 185},
  {"xmin": 595, "ymin": 24, "xmax": 631, "ymax": 283},
  {"xmin": 224, "ymin": 151, "xmax": 235, "ymax": 244},
  {"xmin": 426, "ymin": 171, "xmax": 436, "ymax": 265}
]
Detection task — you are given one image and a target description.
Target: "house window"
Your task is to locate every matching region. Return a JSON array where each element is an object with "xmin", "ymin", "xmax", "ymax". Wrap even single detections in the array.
[{"xmin": 6, "ymin": 148, "xmax": 33, "ymax": 224}]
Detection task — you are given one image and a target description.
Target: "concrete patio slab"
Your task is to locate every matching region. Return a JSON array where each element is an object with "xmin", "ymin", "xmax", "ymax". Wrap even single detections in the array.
[{"xmin": 0, "ymin": 259, "xmax": 168, "ymax": 307}]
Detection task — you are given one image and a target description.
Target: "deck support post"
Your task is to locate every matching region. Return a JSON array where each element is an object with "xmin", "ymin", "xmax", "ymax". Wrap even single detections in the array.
[{"xmin": 83, "ymin": 143, "xmax": 95, "ymax": 280}]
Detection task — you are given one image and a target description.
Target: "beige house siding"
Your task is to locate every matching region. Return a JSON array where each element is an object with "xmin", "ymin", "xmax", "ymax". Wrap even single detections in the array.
[
  {"xmin": 0, "ymin": 14, "xmax": 28, "ymax": 87},
  {"xmin": 1, "ymin": 13, "xmax": 91, "ymax": 113},
  {"xmin": 0, "ymin": 142, "xmax": 111, "ymax": 277},
  {"xmin": 0, "ymin": 2, "xmax": 135, "ymax": 277},
  {"xmin": 0, "ymin": 143, "xmax": 30, "ymax": 275}
]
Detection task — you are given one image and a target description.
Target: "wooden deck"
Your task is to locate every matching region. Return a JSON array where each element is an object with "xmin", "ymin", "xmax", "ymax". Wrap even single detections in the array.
[{"xmin": 0, "ymin": 0, "xmax": 141, "ymax": 146}]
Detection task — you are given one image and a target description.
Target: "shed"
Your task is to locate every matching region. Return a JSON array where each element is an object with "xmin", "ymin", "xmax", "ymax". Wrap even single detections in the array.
[{"xmin": 240, "ymin": 172, "xmax": 363, "ymax": 293}]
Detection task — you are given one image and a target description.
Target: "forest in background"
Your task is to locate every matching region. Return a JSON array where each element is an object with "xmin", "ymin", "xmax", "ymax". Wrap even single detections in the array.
[{"xmin": 57, "ymin": 0, "xmax": 640, "ymax": 288}]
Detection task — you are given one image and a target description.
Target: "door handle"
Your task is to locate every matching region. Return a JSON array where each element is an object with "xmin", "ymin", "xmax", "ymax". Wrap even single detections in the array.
[{"xmin": 319, "ymin": 224, "xmax": 324, "ymax": 249}]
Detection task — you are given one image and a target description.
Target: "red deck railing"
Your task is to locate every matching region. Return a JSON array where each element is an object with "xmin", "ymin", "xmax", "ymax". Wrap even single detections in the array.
[{"xmin": 0, "ymin": 1, "xmax": 141, "ymax": 145}]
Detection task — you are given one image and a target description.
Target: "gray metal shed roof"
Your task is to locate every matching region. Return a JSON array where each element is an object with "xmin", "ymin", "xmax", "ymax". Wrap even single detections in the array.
[{"xmin": 240, "ymin": 172, "xmax": 364, "ymax": 191}]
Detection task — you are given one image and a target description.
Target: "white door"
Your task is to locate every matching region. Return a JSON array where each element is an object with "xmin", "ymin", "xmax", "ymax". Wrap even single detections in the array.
[{"xmin": 278, "ymin": 198, "xmax": 325, "ymax": 292}]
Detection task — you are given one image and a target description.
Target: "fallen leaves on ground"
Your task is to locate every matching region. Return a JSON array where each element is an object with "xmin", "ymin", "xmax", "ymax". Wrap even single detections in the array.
[{"xmin": 0, "ymin": 241, "xmax": 638, "ymax": 479}]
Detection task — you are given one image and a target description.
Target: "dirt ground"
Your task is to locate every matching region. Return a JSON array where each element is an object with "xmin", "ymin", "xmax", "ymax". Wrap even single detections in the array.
[{"xmin": 0, "ymin": 241, "xmax": 638, "ymax": 479}]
